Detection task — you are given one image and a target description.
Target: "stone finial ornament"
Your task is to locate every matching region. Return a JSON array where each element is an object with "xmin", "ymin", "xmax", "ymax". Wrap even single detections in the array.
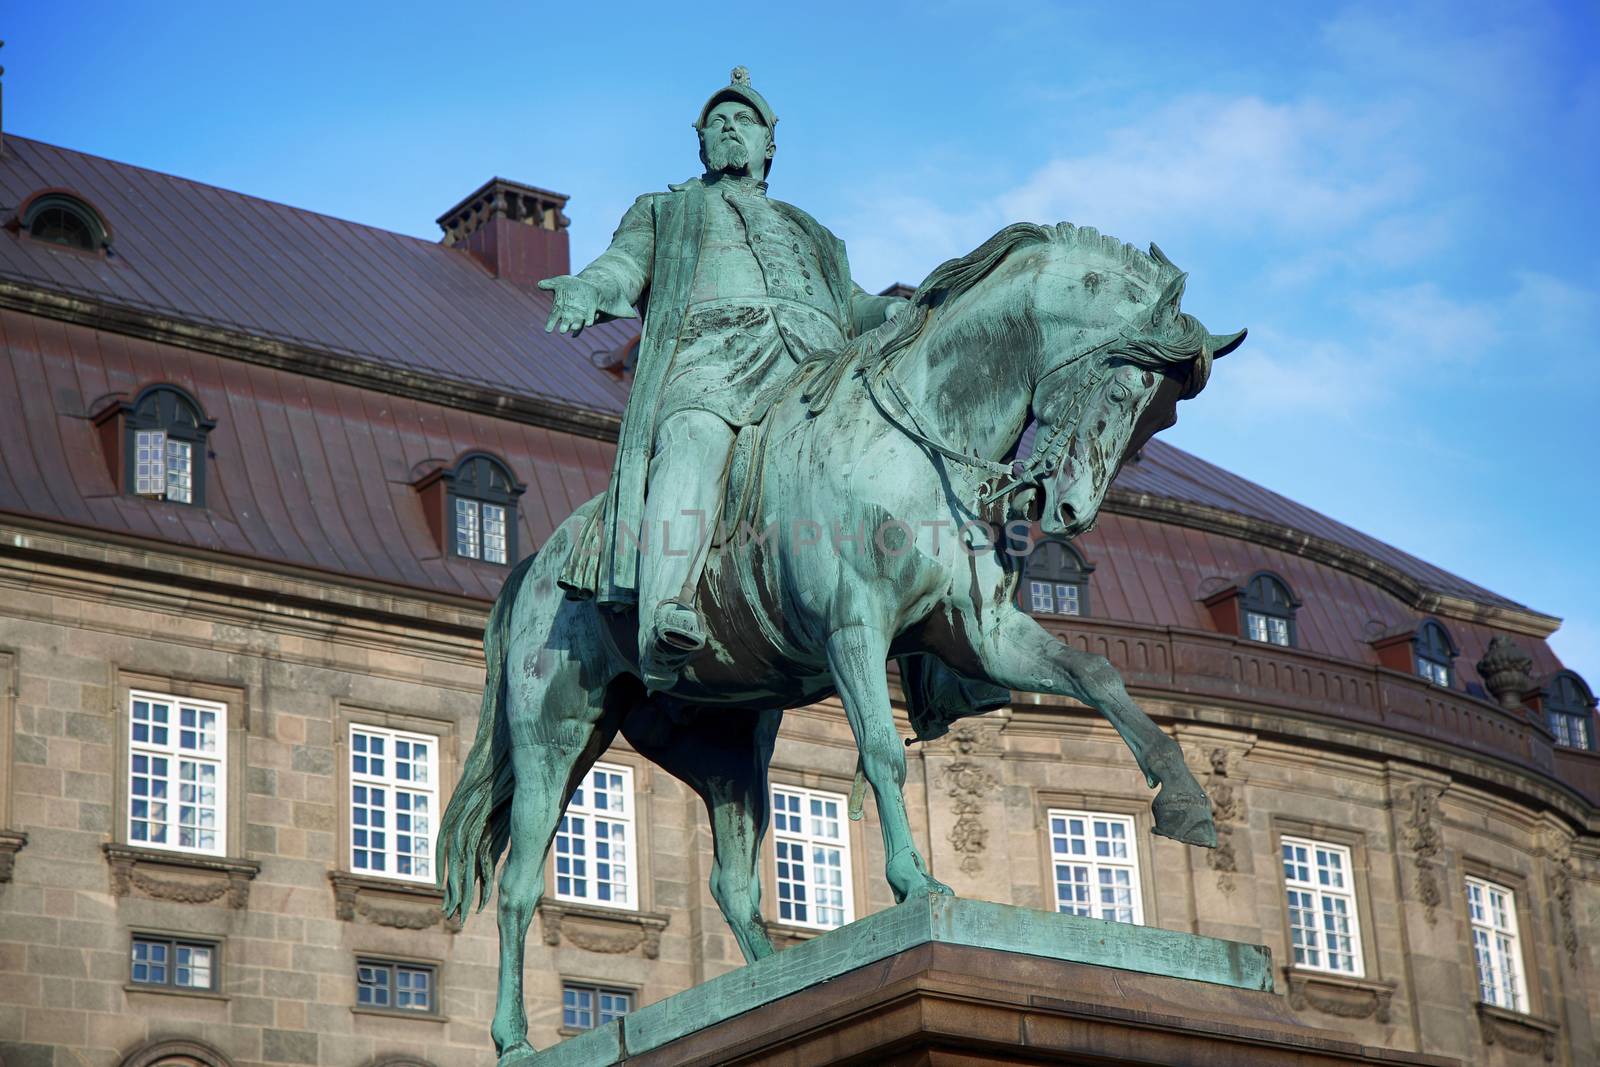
[{"xmin": 1477, "ymin": 635, "xmax": 1536, "ymax": 710}]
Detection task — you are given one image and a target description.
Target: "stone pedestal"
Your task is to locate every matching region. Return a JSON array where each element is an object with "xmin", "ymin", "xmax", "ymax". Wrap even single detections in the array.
[{"xmin": 529, "ymin": 896, "xmax": 1459, "ymax": 1066}]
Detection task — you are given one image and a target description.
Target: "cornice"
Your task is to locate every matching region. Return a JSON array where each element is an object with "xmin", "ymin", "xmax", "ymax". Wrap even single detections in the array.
[
  {"xmin": 1105, "ymin": 488, "xmax": 1560, "ymax": 638},
  {"xmin": 1141, "ymin": 692, "xmax": 1597, "ymax": 833},
  {"xmin": 0, "ymin": 513, "xmax": 489, "ymax": 646},
  {"xmin": 0, "ymin": 277, "xmax": 624, "ymax": 444}
]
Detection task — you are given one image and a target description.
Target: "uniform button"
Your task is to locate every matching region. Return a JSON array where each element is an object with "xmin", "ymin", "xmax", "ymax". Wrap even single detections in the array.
[
  {"xmin": 805, "ymin": 285, "xmax": 816, "ymax": 295},
  {"xmin": 792, "ymin": 243, "xmax": 801, "ymax": 252},
  {"xmin": 802, "ymin": 270, "xmax": 811, "ymax": 279},
  {"xmin": 753, "ymin": 234, "xmax": 762, "ymax": 242}
]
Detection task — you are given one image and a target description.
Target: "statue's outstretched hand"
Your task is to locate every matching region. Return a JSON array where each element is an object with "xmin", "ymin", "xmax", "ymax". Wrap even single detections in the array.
[{"xmin": 538, "ymin": 275, "xmax": 603, "ymax": 336}]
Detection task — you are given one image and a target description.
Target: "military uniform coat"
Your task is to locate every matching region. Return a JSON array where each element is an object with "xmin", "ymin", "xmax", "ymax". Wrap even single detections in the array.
[{"xmin": 558, "ymin": 175, "xmax": 901, "ymax": 606}]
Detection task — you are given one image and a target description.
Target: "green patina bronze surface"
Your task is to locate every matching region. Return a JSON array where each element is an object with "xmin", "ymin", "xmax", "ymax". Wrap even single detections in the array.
[
  {"xmin": 437, "ymin": 67, "xmax": 1247, "ymax": 1062},
  {"xmin": 527, "ymin": 894, "xmax": 1275, "ymax": 1066}
]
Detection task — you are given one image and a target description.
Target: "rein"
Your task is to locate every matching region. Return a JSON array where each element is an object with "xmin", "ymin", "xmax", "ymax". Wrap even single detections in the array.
[{"xmin": 862, "ymin": 321, "xmax": 1120, "ymax": 509}]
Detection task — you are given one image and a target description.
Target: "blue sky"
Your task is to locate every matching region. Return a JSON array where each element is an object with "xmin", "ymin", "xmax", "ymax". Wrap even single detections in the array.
[{"xmin": 9, "ymin": 2, "xmax": 1598, "ymax": 673}]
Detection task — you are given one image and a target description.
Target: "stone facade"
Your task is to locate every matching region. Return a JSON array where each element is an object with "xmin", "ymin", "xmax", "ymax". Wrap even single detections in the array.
[{"xmin": 1, "ymin": 518, "xmax": 1596, "ymax": 1065}]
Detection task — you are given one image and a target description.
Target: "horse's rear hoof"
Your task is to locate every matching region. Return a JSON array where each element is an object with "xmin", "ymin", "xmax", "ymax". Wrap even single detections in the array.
[{"xmin": 1152, "ymin": 788, "xmax": 1218, "ymax": 848}]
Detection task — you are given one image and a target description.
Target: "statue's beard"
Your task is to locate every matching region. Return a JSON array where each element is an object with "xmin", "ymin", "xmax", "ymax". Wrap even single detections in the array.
[{"xmin": 705, "ymin": 136, "xmax": 753, "ymax": 175}]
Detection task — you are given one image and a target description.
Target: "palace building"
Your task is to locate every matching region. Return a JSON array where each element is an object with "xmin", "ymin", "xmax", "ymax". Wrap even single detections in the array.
[{"xmin": 0, "ymin": 132, "xmax": 1595, "ymax": 1067}]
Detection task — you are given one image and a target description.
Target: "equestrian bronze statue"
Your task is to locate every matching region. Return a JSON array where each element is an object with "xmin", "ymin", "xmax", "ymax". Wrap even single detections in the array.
[{"xmin": 438, "ymin": 68, "xmax": 1246, "ymax": 1061}]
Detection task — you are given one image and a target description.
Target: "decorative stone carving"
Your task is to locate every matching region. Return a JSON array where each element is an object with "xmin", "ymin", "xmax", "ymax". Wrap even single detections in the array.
[
  {"xmin": 1539, "ymin": 832, "xmax": 1580, "ymax": 966},
  {"xmin": 1476, "ymin": 635, "xmax": 1536, "ymax": 711},
  {"xmin": 536, "ymin": 899, "xmax": 670, "ymax": 959},
  {"xmin": 1401, "ymin": 785, "xmax": 1444, "ymax": 924},
  {"xmin": 328, "ymin": 871, "xmax": 460, "ymax": 933},
  {"xmin": 1204, "ymin": 748, "xmax": 1242, "ymax": 893},
  {"xmin": 1475, "ymin": 1002, "xmax": 1558, "ymax": 1061},
  {"xmin": 936, "ymin": 723, "xmax": 1000, "ymax": 875},
  {"xmin": 103, "ymin": 843, "xmax": 259, "ymax": 909},
  {"xmin": 0, "ymin": 829, "xmax": 27, "ymax": 882},
  {"xmin": 1284, "ymin": 969, "xmax": 1396, "ymax": 1025}
]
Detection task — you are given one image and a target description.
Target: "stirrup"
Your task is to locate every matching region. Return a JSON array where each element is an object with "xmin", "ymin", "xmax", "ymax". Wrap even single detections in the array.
[
  {"xmin": 637, "ymin": 649, "xmax": 682, "ymax": 693},
  {"xmin": 653, "ymin": 599, "xmax": 706, "ymax": 654}
]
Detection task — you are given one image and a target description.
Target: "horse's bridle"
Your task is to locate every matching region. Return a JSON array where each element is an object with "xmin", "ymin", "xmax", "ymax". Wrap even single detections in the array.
[{"xmin": 862, "ymin": 322, "xmax": 1120, "ymax": 510}]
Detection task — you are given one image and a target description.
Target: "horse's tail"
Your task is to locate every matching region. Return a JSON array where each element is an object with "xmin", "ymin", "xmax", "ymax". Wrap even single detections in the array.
[{"xmin": 438, "ymin": 553, "xmax": 539, "ymax": 924}]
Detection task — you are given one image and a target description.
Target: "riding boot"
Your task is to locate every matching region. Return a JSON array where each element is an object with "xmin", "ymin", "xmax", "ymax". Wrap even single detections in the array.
[
  {"xmin": 639, "ymin": 600, "xmax": 707, "ymax": 691},
  {"xmin": 637, "ymin": 411, "xmax": 735, "ymax": 690}
]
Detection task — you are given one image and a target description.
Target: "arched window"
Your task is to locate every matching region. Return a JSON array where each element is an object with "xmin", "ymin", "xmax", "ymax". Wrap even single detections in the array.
[
  {"xmin": 1414, "ymin": 620, "xmax": 1457, "ymax": 687},
  {"xmin": 20, "ymin": 191, "xmax": 109, "ymax": 252},
  {"xmin": 1024, "ymin": 539, "xmax": 1093, "ymax": 617},
  {"xmin": 124, "ymin": 386, "xmax": 213, "ymax": 505},
  {"xmin": 1544, "ymin": 671, "xmax": 1596, "ymax": 750},
  {"xmin": 1241, "ymin": 571, "xmax": 1297, "ymax": 647},
  {"xmin": 118, "ymin": 1037, "xmax": 233, "ymax": 1067},
  {"xmin": 448, "ymin": 453, "xmax": 521, "ymax": 565}
]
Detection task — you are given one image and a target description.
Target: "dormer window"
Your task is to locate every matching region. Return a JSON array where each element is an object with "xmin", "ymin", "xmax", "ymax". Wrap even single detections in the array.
[
  {"xmin": 450, "ymin": 454, "xmax": 520, "ymax": 564},
  {"xmin": 413, "ymin": 453, "xmax": 524, "ymax": 565},
  {"xmin": 1241, "ymin": 572, "xmax": 1298, "ymax": 647},
  {"xmin": 1024, "ymin": 540, "xmax": 1093, "ymax": 617},
  {"xmin": 1415, "ymin": 620, "xmax": 1457, "ymax": 687},
  {"xmin": 18, "ymin": 191, "xmax": 110, "ymax": 253},
  {"xmin": 1543, "ymin": 672, "xmax": 1596, "ymax": 750},
  {"xmin": 92, "ymin": 386, "xmax": 214, "ymax": 506},
  {"xmin": 130, "ymin": 388, "xmax": 210, "ymax": 504}
]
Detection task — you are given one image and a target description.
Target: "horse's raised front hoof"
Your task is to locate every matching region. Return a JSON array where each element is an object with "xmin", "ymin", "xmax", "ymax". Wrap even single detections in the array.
[
  {"xmin": 1151, "ymin": 786, "xmax": 1218, "ymax": 848},
  {"xmin": 496, "ymin": 1043, "xmax": 538, "ymax": 1067}
]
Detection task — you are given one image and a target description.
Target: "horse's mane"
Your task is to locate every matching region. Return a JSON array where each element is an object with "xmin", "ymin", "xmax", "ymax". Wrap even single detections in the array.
[
  {"xmin": 802, "ymin": 221, "xmax": 1210, "ymax": 415},
  {"xmin": 914, "ymin": 221, "xmax": 1171, "ymax": 309}
]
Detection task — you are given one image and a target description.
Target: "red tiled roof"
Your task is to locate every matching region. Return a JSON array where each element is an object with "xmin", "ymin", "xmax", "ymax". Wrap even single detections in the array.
[{"xmin": 0, "ymin": 135, "xmax": 634, "ymax": 417}]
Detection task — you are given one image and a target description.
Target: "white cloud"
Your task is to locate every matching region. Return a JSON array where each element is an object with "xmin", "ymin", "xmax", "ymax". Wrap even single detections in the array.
[
  {"xmin": 841, "ymin": 88, "xmax": 1424, "ymax": 290},
  {"xmin": 1210, "ymin": 329, "xmax": 1377, "ymax": 420},
  {"xmin": 993, "ymin": 95, "xmax": 1417, "ymax": 241},
  {"xmin": 1346, "ymin": 283, "xmax": 1503, "ymax": 367}
]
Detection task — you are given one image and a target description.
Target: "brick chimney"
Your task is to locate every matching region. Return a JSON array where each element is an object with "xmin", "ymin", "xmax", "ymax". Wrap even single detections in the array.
[{"xmin": 438, "ymin": 178, "xmax": 570, "ymax": 286}]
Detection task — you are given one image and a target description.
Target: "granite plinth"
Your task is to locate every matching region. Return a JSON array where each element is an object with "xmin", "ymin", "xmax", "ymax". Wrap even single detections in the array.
[{"xmin": 523, "ymin": 895, "xmax": 1461, "ymax": 1066}]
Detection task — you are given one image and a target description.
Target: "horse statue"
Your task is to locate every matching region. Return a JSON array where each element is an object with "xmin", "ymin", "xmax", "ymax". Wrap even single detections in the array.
[{"xmin": 438, "ymin": 221, "xmax": 1245, "ymax": 1059}]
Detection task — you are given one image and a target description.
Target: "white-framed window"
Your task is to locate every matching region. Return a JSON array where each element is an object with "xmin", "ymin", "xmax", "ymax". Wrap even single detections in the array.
[
  {"xmin": 128, "ymin": 690, "xmax": 226, "ymax": 856},
  {"xmin": 1417, "ymin": 658, "xmax": 1450, "ymax": 687},
  {"xmin": 1048, "ymin": 809, "xmax": 1144, "ymax": 924},
  {"xmin": 1466, "ymin": 876, "xmax": 1528, "ymax": 1012},
  {"xmin": 554, "ymin": 763, "xmax": 638, "ymax": 909},
  {"xmin": 1281, "ymin": 836, "xmax": 1364, "ymax": 976},
  {"xmin": 349, "ymin": 724, "xmax": 439, "ymax": 883},
  {"xmin": 563, "ymin": 983, "xmax": 633, "ymax": 1030},
  {"xmin": 1548, "ymin": 709, "xmax": 1592, "ymax": 749},
  {"xmin": 453, "ymin": 498, "xmax": 510, "ymax": 564},
  {"xmin": 772, "ymin": 785, "xmax": 853, "ymax": 930},
  {"xmin": 1029, "ymin": 579, "xmax": 1081, "ymax": 616},
  {"xmin": 1246, "ymin": 610, "xmax": 1290, "ymax": 646},
  {"xmin": 132, "ymin": 431, "xmax": 194, "ymax": 503}
]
